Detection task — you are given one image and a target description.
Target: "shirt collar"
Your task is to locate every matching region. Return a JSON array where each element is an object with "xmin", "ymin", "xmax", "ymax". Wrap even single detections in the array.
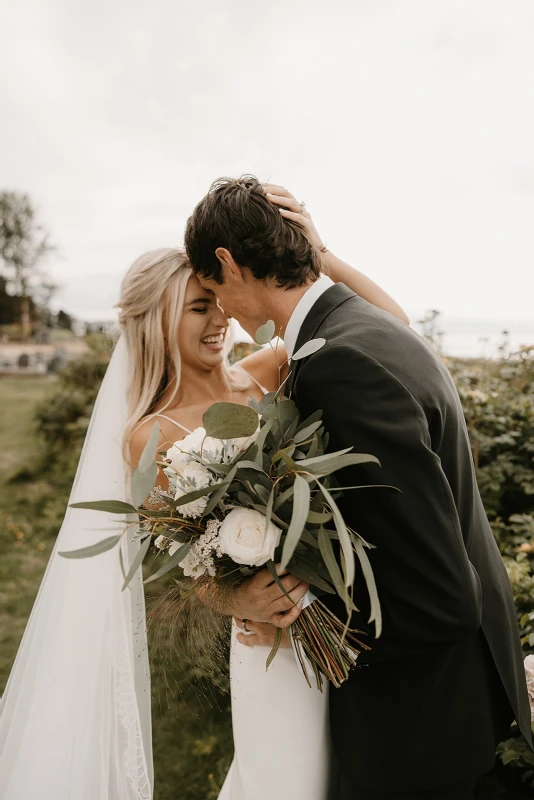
[{"xmin": 283, "ymin": 274, "xmax": 334, "ymax": 358}]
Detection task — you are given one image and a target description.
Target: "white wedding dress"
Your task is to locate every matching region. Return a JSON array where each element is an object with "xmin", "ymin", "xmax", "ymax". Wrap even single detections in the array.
[{"xmin": 218, "ymin": 623, "xmax": 330, "ymax": 800}]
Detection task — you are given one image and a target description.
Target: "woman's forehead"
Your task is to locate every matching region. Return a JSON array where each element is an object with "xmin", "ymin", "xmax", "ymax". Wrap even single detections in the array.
[{"xmin": 185, "ymin": 274, "xmax": 213, "ymax": 302}]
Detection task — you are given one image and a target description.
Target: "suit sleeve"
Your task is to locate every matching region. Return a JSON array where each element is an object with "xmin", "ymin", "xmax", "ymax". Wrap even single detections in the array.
[{"xmin": 295, "ymin": 344, "xmax": 482, "ymax": 663}]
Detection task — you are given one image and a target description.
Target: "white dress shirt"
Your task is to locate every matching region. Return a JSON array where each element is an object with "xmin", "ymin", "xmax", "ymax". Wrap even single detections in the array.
[{"xmin": 283, "ymin": 274, "xmax": 334, "ymax": 358}]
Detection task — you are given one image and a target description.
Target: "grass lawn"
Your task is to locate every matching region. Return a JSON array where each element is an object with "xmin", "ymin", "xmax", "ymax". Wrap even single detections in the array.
[{"xmin": 0, "ymin": 375, "xmax": 233, "ymax": 799}]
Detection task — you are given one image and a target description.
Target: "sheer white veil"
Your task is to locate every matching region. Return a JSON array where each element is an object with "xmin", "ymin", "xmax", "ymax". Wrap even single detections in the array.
[{"xmin": 0, "ymin": 336, "xmax": 153, "ymax": 800}]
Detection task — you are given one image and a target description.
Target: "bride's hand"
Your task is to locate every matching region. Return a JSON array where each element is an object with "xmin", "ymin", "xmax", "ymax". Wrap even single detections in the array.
[
  {"xmin": 234, "ymin": 618, "xmax": 292, "ymax": 649},
  {"xmin": 263, "ymin": 183, "xmax": 326, "ymax": 252}
]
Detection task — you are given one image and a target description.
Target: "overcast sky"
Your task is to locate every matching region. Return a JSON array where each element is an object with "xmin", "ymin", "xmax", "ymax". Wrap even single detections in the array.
[{"xmin": 1, "ymin": 0, "xmax": 533, "ymax": 332}]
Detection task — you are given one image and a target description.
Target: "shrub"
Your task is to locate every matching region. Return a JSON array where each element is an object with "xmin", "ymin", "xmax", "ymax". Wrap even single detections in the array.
[{"xmin": 29, "ymin": 341, "xmax": 534, "ymax": 794}]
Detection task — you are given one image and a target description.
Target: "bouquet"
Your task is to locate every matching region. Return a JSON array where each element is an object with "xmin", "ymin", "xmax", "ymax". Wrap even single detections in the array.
[{"xmin": 61, "ymin": 325, "xmax": 386, "ymax": 690}]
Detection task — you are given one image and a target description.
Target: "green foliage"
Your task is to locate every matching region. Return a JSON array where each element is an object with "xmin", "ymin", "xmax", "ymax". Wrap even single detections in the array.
[
  {"xmin": 450, "ymin": 347, "xmax": 534, "ymax": 788},
  {"xmin": 2, "ymin": 341, "xmax": 534, "ymax": 796}
]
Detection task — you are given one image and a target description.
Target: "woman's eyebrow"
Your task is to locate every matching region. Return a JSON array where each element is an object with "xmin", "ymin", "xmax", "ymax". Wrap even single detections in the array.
[{"xmin": 186, "ymin": 296, "xmax": 212, "ymax": 305}]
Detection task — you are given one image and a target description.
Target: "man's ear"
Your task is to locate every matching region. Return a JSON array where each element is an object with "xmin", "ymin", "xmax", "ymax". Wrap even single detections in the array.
[{"xmin": 215, "ymin": 247, "xmax": 243, "ymax": 282}]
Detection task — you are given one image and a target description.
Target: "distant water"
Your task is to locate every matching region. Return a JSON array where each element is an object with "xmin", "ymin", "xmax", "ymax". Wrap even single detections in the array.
[{"xmin": 431, "ymin": 331, "xmax": 534, "ymax": 359}]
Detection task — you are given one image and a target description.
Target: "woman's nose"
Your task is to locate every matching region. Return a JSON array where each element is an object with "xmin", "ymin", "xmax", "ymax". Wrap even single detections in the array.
[{"xmin": 214, "ymin": 300, "xmax": 231, "ymax": 321}]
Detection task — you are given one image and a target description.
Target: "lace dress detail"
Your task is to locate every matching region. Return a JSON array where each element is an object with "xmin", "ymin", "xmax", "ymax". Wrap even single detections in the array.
[{"xmin": 112, "ymin": 572, "xmax": 152, "ymax": 800}]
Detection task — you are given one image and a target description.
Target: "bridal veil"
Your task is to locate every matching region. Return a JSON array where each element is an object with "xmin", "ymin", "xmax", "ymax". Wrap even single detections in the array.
[{"xmin": 0, "ymin": 336, "xmax": 153, "ymax": 799}]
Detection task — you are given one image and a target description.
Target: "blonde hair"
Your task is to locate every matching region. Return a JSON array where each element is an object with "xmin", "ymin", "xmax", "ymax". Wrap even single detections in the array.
[{"xmin": 117, "ymin": 247, "xmax": 250, "ymax": 456}]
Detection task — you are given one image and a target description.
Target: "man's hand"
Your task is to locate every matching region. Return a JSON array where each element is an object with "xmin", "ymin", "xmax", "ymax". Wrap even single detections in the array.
[
  {"xmin": 234, "ymin": 618, "xmax": 293, "ymax": 648},
  {"xmin": 225, "ymin": 564, "xmax": 308, "ymax": 629}
]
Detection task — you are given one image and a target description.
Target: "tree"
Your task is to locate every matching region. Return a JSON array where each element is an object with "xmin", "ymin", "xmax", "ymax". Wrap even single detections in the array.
[
  {"xmin": 56, "ymin": 309, "xmax": 73, "ymax": 331},
  {"xmin": 0, "ymin": 192, "xmax": 54, "ymax": 339}
]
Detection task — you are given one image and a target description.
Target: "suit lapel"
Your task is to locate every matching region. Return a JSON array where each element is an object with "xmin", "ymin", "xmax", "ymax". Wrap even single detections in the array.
[{"xmin": 286, "ymin": 283, "xmax": 355, "ymax": 397}]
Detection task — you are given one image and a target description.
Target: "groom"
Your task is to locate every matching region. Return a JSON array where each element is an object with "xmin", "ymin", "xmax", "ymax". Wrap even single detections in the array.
[{"xmin": 184, "ymin": 176, "xmax": 532, "ymax": 799}]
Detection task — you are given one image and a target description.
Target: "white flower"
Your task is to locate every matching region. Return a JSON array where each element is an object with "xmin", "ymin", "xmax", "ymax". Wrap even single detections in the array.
[
  {"xmin": 228, "ymin": 427, "xmax": 260, "ymax": 459},
  {"xmin": 218, "ymin": 507, "xmax": 282, "ymax": 567},
  {"xmin": 177, "ymin": 520, "xmax": 222, "ymax": 578},
  {"xmin": 154, "ymin": 535, "xmax": 168, "ymax": 550},
  {"xmin": 174, "ymin": 461, "xmax": 213, "ymax": 518},
  {"xmin": 524, "ymin": 655, "xmax": 534, "ymax": 721},
  {"xmin": 166, "ymin": 426, "xmax": 231, "ymax": 467}
]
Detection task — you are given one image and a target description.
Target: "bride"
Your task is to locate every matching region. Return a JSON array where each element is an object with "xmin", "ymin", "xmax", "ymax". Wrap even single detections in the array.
[{"xmin": 0, "ymin": 187, "xmax": 408, "ymax": 800}]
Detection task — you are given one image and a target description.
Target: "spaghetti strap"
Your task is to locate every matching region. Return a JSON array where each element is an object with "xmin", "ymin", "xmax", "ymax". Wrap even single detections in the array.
[
  {"xmin": 238, "ymin": 366, "xmax": 269, "ymax": 396},
  {"xmin": 144, "ymin": 412, "xmax": 193, "ymax": 435}
]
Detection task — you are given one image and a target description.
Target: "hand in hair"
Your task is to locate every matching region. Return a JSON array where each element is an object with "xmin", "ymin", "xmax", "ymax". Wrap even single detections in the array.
[{"xmin": 262, "ymin": 183, "xmax": 326, "ymax": 253}]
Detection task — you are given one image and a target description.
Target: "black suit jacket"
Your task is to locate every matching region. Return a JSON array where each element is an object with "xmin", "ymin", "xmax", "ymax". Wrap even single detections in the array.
[{"xmin": 289, "ymin": 284, "xmax": 531, "ymax": 793}]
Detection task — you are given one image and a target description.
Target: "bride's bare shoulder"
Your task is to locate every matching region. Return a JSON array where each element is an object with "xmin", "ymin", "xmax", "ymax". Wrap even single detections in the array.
[{"xmin": 238, "ymin": 341, "xmax": 289, "ymax": 392}]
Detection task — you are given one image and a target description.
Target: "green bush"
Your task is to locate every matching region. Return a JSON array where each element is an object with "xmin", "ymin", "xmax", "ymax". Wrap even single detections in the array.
[
  {"xmin": 449, "ymin": 348, "xmax": 534, "ymax": 792},
  {"xmin": 22, "ymin": 342, "xmax": 534, "ymax": 795}
]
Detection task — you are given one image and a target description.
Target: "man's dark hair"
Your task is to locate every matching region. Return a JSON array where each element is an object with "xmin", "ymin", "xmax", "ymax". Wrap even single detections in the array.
[{"xmin": 184, "ymin": 175, "xmax": 321, "ymax": 288}]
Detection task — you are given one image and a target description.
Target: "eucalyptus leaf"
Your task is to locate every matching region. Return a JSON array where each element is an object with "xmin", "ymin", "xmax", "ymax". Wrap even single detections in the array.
[
  {"xmin": 233, "ymin": 460, "xmax": 265, "ymax": 472},
  {"xmin": 351, "ymin": 532, "xmax": 382, "ymax": 638},
  {"xmin": 266, "ymin": 559, "xmax": 294, "ymax": 602},
  {"xmin": 281, "ymin": 475, "xmax": 311, "ymax": 569},
  {"xmin": 174, "ymin": 484, "xmax": 218, "ymax": 508},
  {"xmin": 264, "ymin": 487, "xmax": 274, "ymax": 533},
  {"xmin": 293, "ymin": 420, "xmax": 323, "ymax": 444},
  {"xmin": 318, "ymin": 526, "xmax": 346, "ymax": 599},
  {"xmin": 255, "ymin": 319, "xmax": 276, "ymax": 345},
  {"xmin": 274, "ymin": 450, "xmax": 299, "ymax": 472},
  {"xmin": 258, "ymin": 392, "xmax": 277, "ymax": 414},
  {"xmin": 297, "ymin": 452, "xmax": 381, "ymax": 477},
  {"xmin": 144, "ymin": 541, "xmax": 191, "ymax": 584},
  {"xmin": 59, "ymin": 535, "xmax": 121, "ymax": 559},
  {"xmin": 316, "ymin": 481, "xmax": 355, "ymax": 588},
  {"xmin": 138, "ymin": 421, "xmax": 160, "ymax": 474},
  {"xmin": 296, "ymin": 409, "xmax": 323, "ymax": 431},
  {"xmin": 118, "ymin": 544, "xmax": 127, "ymax": 582},
  {"xmin": 307, "ymin": 509, "xmax": 333, "ymax": 524},
  {"xmin": 122, "ymin": 534, "xmax": 152, "ymax": 591},
  {"xmin": 203, "ymin": 467, "xmax": 237, "ymax": 515},
  {"xmin": 252, "ymin": 417, "xmax": 276, "ymax": 465},
  {"xmin": 291, "ymin": 338, "xmax": 326, "ymax": 361},
  {"xmin": 266, "ymin": 626, "xmax": 283, "ymax": 671},
  {"xmin": 273, "ymin": 485, "xmax": 294, "ymax": 512},
  {"xmin": 253, "ymin": 483, "xmax": 270, "ymax": 503},
  {"xmin": 69, "ymin": 500, "xmax": 138, "ymax": 515},
  {"xmin": 203, "ymin": 402, "xmax": 259, "ymax": 439},
  {"xmin": 131, "ymin": 461, "xmax": 158, "ymax": 507},
  {"xmin": 263, "ymin": 398, "xmax": 298, "ymax": 431},
  {"xmin": 288, "ymin": 562, "xmax": 334, "ymax": 594}
]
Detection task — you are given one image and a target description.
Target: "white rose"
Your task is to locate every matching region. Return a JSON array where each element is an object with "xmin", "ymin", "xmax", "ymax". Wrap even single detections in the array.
[
  {"xmin": 218, "ymin": 507, "xmax": 282, "ymax": 567},
  {"xmin": 174, "ymin": 461, "xmax": 212, "ymax": 518},
  {"xmin": 524, "ymin": 655, "xmax": 534, "ymax": 721}
]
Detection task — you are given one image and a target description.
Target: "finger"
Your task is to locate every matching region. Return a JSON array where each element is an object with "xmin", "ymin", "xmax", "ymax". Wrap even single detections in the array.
[
  {"xmin": 278, "ymin": 208, "xmax": 308, "ymax": 224},
  {"xmin": 262, "ymin": 183, "xmax": 294, "ymax": 199},
  {"xmin": 270, "ymin": 581, "xmax": 309, "ymax": 613},
  {"xmin": 273, "ymin": 601, "xmax": 304, "ymax": 629},
  {"xmin": 265, "ymin": 193, "xmax": 301, "ymax": 213},
  {"xmin": 265, "ymin": 574, "xmax": 303, "ymax": 602},
  {"xmin": 251, "ymin": 566, "xmax": 277, "ymax": 588},
  {"xmin": 234, "ymin": 617, "xmax": 247, "ymax": 631}
]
